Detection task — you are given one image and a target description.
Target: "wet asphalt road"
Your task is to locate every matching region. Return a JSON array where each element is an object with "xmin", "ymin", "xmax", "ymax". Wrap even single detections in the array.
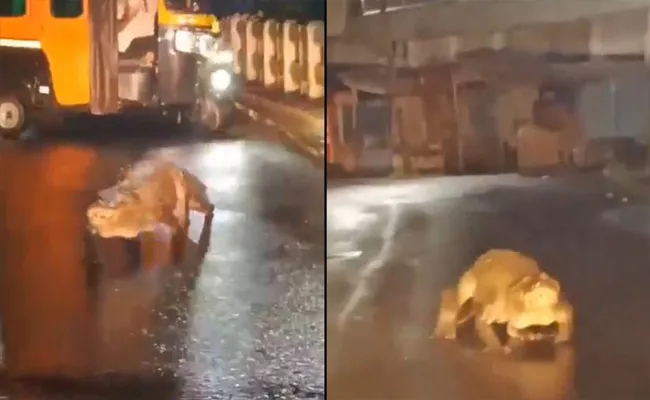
[
  {"xmin": 327, "ymin": 173, "xmax": 650, "ymax": 400},
  {"xmin": 0, "ymin": 115, "xmax": 325, "ymax": 399}
]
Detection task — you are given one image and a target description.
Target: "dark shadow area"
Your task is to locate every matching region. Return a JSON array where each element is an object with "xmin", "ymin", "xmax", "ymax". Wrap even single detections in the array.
[
  {"xmin": 0, "ymin": 373, "xmax": 179, "ymax": 400},
  {"xmin": 23, "ymin": 111, "xmax": 248, "ymax": 157}
]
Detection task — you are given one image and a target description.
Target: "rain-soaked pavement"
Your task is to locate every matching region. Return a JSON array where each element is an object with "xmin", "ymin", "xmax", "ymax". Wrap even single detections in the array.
[
  {"xmin": 327, "ymin": 173, "xmax": 650, "ymax": 400},
  {"xmin": 0, "ymin": 115, "xmax": 325, "ymax": 399}
]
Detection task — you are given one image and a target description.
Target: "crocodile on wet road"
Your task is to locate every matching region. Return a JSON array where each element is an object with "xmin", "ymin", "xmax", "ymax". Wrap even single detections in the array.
[
  {"xmin": 328, "ymin": 173, "xmax": 650, "ymax": 400},
  {"xmin": 0, "ymin": 116, "xmax": 325, "ymax": 400}
]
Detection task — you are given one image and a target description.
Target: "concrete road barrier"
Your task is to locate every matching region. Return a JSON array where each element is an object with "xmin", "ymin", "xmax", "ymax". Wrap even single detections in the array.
[{"xmin": 222, "ymin": 14, "xmax": 324, "ymax": 163}]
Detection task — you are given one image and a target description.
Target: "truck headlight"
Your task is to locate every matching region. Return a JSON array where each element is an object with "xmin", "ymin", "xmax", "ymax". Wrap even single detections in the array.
[{"xmin": 210, "ymin": 69, "xmax": 232, "ymax": 92}]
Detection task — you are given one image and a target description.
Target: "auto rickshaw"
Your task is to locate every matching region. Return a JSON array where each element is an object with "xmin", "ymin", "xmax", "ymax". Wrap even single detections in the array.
[{"xmin": 0, "ymin": 0, "xmax": 237, "ymax": 138}]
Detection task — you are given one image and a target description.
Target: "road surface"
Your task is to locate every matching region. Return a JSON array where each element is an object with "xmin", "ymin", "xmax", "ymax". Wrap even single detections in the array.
[
  {"xmin": 0, "ymin": 115, "xmax": 325, "ymax": 399},
  {"xmin": 328, "ymin": 173, "xmax": 650, "ymax": 400}
]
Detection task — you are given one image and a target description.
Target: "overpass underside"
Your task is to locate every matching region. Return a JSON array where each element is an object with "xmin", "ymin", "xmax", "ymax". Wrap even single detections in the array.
[{"xmin": 328, "ymin": 0, "xmax": 650, "ymax": 66}]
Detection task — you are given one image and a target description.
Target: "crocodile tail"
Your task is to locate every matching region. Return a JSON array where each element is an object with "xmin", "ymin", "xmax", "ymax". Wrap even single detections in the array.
[
  {"xmin": 456, "ymin": 271, "xmax": 478, "ymax": 325},
  {"xmin": 456, "ymin": 299, "xmax": 476, "ymax": 325},
  {"xmin": 457, "ymin": 270, "xmax": 477, "ymax": 307}
]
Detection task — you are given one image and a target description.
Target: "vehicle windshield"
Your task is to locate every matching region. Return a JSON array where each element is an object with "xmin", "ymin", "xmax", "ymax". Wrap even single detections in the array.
[{"xmin": 164, "ymin": 0, "xmax": 208, "ymax": 13}]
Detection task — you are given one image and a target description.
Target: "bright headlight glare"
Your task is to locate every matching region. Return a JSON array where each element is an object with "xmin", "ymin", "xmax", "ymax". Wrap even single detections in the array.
[
  {"xmin": 174, "ymin": 30, "xmax": 195, "ymax": 53},
  {"xmin": 210, "ymin": 69, "xmax": 231, "ymax": 91}
]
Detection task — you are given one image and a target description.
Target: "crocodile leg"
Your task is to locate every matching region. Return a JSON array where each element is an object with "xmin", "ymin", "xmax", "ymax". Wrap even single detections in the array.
[
  {"xmin": 555, "ymin": 303, "xmax": 574, "ymax": 344},
  {"xmin": 433, "ymin": 288, "xmax": 460, "ymax": 340},
  {"xmin": 505, "ymin": 321, "xmax": 527, "ymax": 354},
  {"xmin": 170, "ymin": 195, "xmax": 190, "ymax": 265},
  {"xmin": 475, "ymin": 313, "xmax": 502, "ymax": 350}
]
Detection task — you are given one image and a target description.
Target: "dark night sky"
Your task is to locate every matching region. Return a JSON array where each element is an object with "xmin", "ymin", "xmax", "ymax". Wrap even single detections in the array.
[{"xmin": 210, "ymin": 0, "xmax": 325, "ymax": 22}]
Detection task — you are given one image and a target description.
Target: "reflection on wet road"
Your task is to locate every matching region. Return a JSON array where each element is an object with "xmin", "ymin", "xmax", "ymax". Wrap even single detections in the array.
[
  {"xmin": 0, "ymin": 119, "xmax": 324, "ymax": 399},
  {"xmin": 327, "ymin": 174, "xmax": 650, "ymax": 400}
]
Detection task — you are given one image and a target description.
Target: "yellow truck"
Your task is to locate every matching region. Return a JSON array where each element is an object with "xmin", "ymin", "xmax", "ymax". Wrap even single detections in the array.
[{"xmin": 0, "ymin": 0, "xmax": 237, "ymax": 138}]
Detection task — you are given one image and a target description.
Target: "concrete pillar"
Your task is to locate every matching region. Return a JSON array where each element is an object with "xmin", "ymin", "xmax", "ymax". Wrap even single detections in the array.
[
  {"xmin": 230, "ymin": 14, "xmax": 247, "ymax": 75},
  {"xmin": 282, "ymin": 20, "xmax": 302, "ymax": 94},
  {"xmin": 306, "ymin": 21, "xmax": 325, "ymax": 99},
  {"xmin": 262, "ymin": 19, "xmax": 282, "ymax": 89},
  {"xmin": 245, "ymin": 17, "xmax": 264, "ymax": 82}
]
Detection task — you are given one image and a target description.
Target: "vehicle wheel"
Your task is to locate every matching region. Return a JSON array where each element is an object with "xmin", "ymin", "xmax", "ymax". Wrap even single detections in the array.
[
  {"xmin": 198, "ymin": 98, "xmax": 232, "ymax": 133},
  {"xmin": 0, "ymin": 96, "xmax": 25, "ymax": 139}
]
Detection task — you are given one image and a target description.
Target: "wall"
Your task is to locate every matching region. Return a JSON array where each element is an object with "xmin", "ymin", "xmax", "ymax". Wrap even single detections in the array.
[{"xmin": 328, "ymin": 6, "xmax": 650, "ymax": 67}]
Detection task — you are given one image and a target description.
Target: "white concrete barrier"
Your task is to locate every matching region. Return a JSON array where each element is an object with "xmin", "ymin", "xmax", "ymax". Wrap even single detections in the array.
[
  {"xmin": 262, "ymin": 19, "xmax": 282, "ymax": 88},
  {"xmin": 230, "ymin": 14, "xmax": 247, "ymax": 75},
  {"xmin": 306, "ymin": 21, "xmax": 325, "ymax": 99},
  {"xmin": 222, "ymin": 14, "xmax": 325, "ymax": 99},
  {"xmin": 245, "ymin": 17, "xmax": 263, "ymax": 82},
  {"xmin": 221, "ymin": 15, "xmax": 232, "ymax": 44},
  {"xmin": 283, "ymin": 20, "xmax": 303, "ymax": 94}
]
